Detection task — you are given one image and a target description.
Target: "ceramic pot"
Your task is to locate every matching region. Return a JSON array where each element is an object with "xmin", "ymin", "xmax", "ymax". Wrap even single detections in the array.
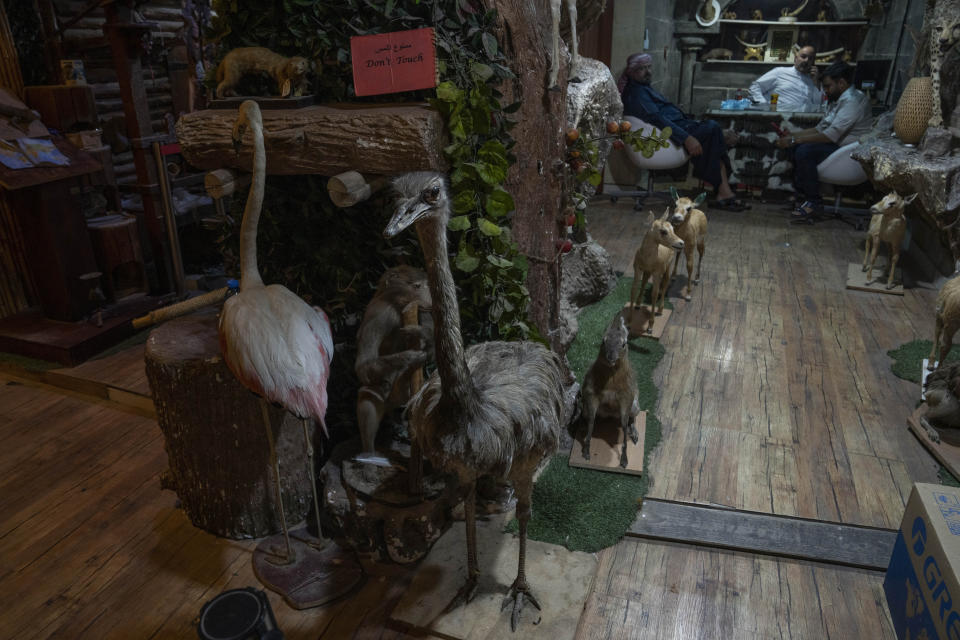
[{"xmin": 894, "ymin": 77, "xmax": 933, "ymax": 145}]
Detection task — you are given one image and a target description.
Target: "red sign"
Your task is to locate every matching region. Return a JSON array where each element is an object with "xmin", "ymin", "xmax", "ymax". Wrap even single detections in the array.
[{"xmin": 351, "ymin": 28, "xmax": 437, "ymax": 97}]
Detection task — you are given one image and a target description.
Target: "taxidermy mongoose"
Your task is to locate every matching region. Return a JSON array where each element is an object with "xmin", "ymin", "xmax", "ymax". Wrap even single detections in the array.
[
  {"xmin": 669, "ymin": 187, "xmax": 708, "ymax": 301},
  {"xmin": 630, "ymin": 208, "xmax": 685, "ymax": 332},
  {"xmin": 581, "ymin": 314, "xmax": 640, "ymax": 468},
  {"xmin": 928, "ymin": 274, "xmax": 960, "ymax": 370},
  {"xmin": 863, "ymin": 191, "xmax": 917, "ymax": 289}
]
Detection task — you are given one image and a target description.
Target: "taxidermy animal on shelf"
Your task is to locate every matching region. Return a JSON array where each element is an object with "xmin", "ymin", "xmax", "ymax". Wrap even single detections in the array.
[
  {"xmin": 630, "ymin": 208, "xmax": 685, "ymax": 333},
  {"xmin": 862, "ymin": 191, "xmax": 917, "ymax": 290},
  {"xmin": 751, "ymin": 9, "xmax": 763, "ymax": 20},
  {"xmin": 668, "ymin": 187, "xmax": 708, "ymax": 301},
  {"xmin": 548, "ymin": 0, "xmax": 580, "ymax": 89},
  {"xmin": 779, "ymin": 0, "xmax": 808, "ymax": 21},
  {"xmin": 384, "ymin": 172, "xmax": 566, "ymax": 632},
  {"xmin": 922, "ymin": 362, "xmax": 960, "ymax": 442},
  {"xmin": 218, "ymin": 100, "xmax": 332, "ymax": 562},
  {"xmin": 735, "ymin": 35, "xmax": 769, "ymax": 61},
  {"xmin": 355, "ymin": 265, "xmax": 434, "ymax": 457},
  {"xmin": 928, "ymin": 274, "xmax": 960, "ymax": 370},
  {"xmin": 215, "ymin": 47, "xmax": 311, "ymax": 98},
  {"xmin": 701, "ymin": 48, "xmax": 733, "ymax": 61},
  {"xmin": 580, "ymin": 315, "xmax": 639, "ymax": 468}
]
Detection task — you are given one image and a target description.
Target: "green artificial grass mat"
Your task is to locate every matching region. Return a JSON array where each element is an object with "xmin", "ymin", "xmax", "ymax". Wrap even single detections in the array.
[
  {"xmin": 0, "ymin": 351, "xmax": 61, "ymax": 373},
  {"xmin": 506, "ymin": 277, "xmax": 665, "ymax": 553},
  {"xmin": 887, "ymin": 339, "xmax": 960, "ymax": 383}
]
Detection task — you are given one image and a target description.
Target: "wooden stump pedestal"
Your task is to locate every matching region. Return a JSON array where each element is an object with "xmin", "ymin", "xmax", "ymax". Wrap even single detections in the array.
[{"xmin": 145, "ymin": 312, "xmax": 312, "ymax": 539}]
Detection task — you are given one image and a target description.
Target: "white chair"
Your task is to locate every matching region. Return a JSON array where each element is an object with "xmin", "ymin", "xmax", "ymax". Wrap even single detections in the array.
[
  {"xmin": 816, "ymin": 141, "xmax": 871, "ymax": 229},
  {"xmin": 608, "ymin": 115, "xmax": 689, "ymax": 209}
]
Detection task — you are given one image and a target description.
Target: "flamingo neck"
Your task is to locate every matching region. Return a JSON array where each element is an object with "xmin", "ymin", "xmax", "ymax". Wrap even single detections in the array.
[
  {"xmin": 416, "ymin": 215, "xmax": 474, "ymax": 411},
  {"xmin": 239, "ymin": 118, "xmax": 265, "ymax": 290}
]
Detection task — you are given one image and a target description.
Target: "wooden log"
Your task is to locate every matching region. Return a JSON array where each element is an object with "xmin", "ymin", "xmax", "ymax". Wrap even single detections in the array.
[
  {"xmin": 204, "ymin": 168, "xmax": 249, "ymax": 199},
  {"xmin": 176, "ymin": 104, "xmax": 448, "ymax": 176},
  {"xmin": 328, "ymin": 171, "xmax": 388, "ymax": 208},
  {"xmin": 144, "ymin": 312, "xmax": 313, "ymax": 539}
]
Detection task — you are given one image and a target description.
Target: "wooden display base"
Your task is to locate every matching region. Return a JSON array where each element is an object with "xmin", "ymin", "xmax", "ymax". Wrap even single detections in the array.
[
  {"xmin": 907, "ymin": 405, "xmax": 960, "ymax": 478},
  {"xmin": 621, "ymin": 303, "xmax": 670, "ymax": 340},
  {"xmin": 569, "ymin": 412, "xmax": 646, "ymax": 476},
  {"xmin": 845, "ymin": 263, "xmax": 904, "ymax": 295},
  {"xmin": 390, "ymin": 513, "xmax": 596, "ymax": 639},
  {"xmin": 207, "ymin": 95, "xmax": 315, "ymax": 109},
  {"xmin": 252, "ymin": 528, "xmax": 364, "ymax": 610}
]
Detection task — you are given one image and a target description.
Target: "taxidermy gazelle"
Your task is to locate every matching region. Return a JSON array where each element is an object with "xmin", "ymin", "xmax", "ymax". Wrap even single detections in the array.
[
  {"xmin": 863, "ymin": 191, "xmax": 917, "ymax": 289},
  {"xmin": 630, "ymin": 208, "xmax": 684, "ymax": 332},
  {"xmin": 669, "ymin": 187, "xmax": 708, "ymax": 301},
  {"xmin": 548, "ymin": 0, "xmax": 580, "ymax": 89}
]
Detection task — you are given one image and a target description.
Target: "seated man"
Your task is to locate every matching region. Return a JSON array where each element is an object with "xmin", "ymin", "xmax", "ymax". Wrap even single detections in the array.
[
  {"xmin": 748, "ymin": 44, "xmax": 821, "ymax": 112},
  {"xmin": 775, "ymin": 61, "xmax": 872, "ymax": 218},
  {"xmin": 618, "ymin": 52, "xmax": 748, "ymax": 211}
]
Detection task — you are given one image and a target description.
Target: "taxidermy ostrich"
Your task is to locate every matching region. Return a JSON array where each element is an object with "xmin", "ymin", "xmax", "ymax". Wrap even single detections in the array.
[
  {"xmin": 218, "ymin": 100, "xmax": 333, "ymax": 562},
  {"xmin": 384, "ymin": 172, "xmax": 566, "ymax": 632}
]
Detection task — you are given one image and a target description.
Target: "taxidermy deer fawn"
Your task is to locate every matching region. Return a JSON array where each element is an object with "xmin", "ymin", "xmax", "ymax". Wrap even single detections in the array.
[
  {"xmin": 630, "ymin": 208, "xmax": 685, "ymax": 333},
  {"xmin": 928, "ymin": 275, "xmax": 960, "ymax": 371},
  {"xmin": 863, "ymin": 191, "xmax": 917, "ymax": 289},
  {"xmin": 669, "ymin": 187, "xmax": 708, "ymax": 301},
  {"xmin": 580, "ymin": 314, "xmax": 640, "ymax": 468}
]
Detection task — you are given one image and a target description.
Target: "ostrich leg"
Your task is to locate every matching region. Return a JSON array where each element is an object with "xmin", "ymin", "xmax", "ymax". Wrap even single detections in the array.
[
  {"xmin": 300, "ymin": 418, "xmax": 329, "ymax": 549},
  {"xmin": 444, "ymin": 479, "xmax": 479, "ymax": 611},
  {"xmin": 502, "ymin": 476, "xmax": 541, "ymax": 631},
  {"xmin": 261, "ymin": 399, "xmax": 293, "ymax": 564}
]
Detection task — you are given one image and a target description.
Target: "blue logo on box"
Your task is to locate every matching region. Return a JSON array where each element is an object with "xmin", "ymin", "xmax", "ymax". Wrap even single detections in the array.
[{"xmin": 934, "ymin": 491, "xmax": 960, "ymax": 536}]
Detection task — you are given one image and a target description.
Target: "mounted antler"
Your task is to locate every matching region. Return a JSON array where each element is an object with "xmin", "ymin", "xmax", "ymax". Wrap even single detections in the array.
[
  {"xmin": 815, "ymin": 46, "xmax": 845, "ymax": 60},
  {"xmin": 735, "ymin": 35, "xmax": 769, "ymax": 49},
  {"xmin": 780, "ymin": 0, "xmax": 809, "ymax": 18}
]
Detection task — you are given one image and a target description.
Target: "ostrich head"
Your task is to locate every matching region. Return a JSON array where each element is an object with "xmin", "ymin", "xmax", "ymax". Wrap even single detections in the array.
[
  {"xmin": 384, "ymin": 172, "xmax": 449, "ymax": 238},
  {"xmin": 232, "ymin": 100, "xmax": 262, "ymax": 153}
]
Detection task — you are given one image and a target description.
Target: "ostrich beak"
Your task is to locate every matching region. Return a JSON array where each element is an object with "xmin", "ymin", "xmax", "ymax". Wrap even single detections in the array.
[{"xmin": 384, "ymin": 198, "xmax": 431, "ymax": 238}]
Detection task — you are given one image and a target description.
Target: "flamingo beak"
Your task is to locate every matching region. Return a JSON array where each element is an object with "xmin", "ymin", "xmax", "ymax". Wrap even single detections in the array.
[{"xmin": 384, "ymin": 198, "xmax": 431, "ymax": 238}]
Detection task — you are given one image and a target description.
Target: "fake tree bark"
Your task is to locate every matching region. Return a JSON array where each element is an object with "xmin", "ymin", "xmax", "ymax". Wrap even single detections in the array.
[{"xmin": 486, "ymin": 0, "xmax": 568, "ymax": 348}]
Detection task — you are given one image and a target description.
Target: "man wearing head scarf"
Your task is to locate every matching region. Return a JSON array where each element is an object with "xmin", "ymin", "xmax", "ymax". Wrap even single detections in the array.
[{"xmin": 619, "ymin": 52, "xmax": 748, "ymax": 211}]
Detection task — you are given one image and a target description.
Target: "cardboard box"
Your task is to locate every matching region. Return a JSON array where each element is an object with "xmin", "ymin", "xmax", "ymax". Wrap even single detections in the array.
[{"xmin": 884, "ymin": 483, "xmax": 960, "ymax": 640}]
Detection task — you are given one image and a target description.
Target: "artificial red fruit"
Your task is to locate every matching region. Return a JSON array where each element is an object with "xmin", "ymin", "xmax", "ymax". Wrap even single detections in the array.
[
  {"xmin": 619, "ymin": 121, "xmax": 632, "ymax": 132},
  {"xmin": 565, "ymin": 214, "xmax": 577, "ymax": 226},
  {"xmin": 557, "ymin": 239, "xmax": 573, "ymax": 253},
  {"xmin": 605, "ymin": 121, "xmax": 619, "ymax": 134},
  {"xmin": 612, "ymin": 139, "xmax": 625, "ymax": 150},
  {"xmin": 565, "ymin": 128, "xmax": 580, "ymax": 144}
]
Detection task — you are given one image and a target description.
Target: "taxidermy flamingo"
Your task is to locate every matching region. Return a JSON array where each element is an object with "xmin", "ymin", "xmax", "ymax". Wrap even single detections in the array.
[
  {"xmin": 218, "ymin": 100, "xmax": 333, "ymax": 563},
  {"xmin": 385, "ymin": 172, "xmax": 566, "ymax": 632}
]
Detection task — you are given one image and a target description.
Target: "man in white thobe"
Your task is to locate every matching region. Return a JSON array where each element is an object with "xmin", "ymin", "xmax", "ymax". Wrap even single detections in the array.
[{"xmin": 748, "ymin": 45, "xmax": 821, "ymax": 112}]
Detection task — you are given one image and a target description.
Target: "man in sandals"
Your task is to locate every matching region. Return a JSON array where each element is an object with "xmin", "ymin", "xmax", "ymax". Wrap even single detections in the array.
[
  {"xmin": 619, "ymin": 52, "xmax": 749, "ymax": 211},
  {"xmin": 775, "ymin": 61, "xmax": 872, "ymax": 219}
]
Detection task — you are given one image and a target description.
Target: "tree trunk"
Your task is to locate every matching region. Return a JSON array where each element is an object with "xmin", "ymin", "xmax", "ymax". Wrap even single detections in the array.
[
  {"xmin": 487, "ymin": 0, "xmax": 568, "ymax": 349},
  {"xmin": 145, "ymin": 312, "xmax": 313, "ymax": 539}
]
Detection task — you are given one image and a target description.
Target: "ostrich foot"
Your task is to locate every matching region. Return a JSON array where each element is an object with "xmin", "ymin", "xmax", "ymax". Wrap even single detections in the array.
[
  {"xmin": 920, "ymin": 417, "xmax": 942, "ymax": 443},
  {"xmin": 500, "ymin": 578, "xmax": 542, "ymax": 631},
  {"xmin": 443, "ymin": 574, "xmax": 479, "ymax": 613}
]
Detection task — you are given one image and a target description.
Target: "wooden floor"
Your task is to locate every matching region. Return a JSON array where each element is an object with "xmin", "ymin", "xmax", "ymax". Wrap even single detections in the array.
[{"xmin": 0, "ymin": 197, "xmax": 943, "ymax": 638}]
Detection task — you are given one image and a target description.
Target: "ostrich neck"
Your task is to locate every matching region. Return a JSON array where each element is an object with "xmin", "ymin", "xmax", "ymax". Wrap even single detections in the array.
[
  {"xmin": 416, "ymin": 215, "xmax": 474, "ymax": 411},
  {"xmin": 239, "ymin": 119, "xmax": 265, "ymax": 289}
]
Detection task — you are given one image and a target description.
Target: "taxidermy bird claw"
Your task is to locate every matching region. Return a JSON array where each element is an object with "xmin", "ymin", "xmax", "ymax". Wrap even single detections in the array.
[
  {"xmin": 443, "ymin": 575, "xmax": 479, "ymax": 613},
  {"xmin": 501, "ymin": 579, "xmax": 542, "ymax": 631}
]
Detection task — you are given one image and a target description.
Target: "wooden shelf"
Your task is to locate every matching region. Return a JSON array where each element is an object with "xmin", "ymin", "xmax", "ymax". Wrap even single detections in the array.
[{"xmin": 719, "ymin": 19, "xmax": 869, "ymax": 26}]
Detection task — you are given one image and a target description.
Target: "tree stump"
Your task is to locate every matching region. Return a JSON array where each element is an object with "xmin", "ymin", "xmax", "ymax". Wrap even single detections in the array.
[{"xmin": 145, "ymin": 312, "xmax": 312, "ymax": 539}]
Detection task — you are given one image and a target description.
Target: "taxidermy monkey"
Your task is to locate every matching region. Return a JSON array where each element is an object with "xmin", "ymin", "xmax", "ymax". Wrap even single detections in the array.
[
  {"xmin": 215, "ymin": 47, "xmax": 311, "ymax": 98},
  {"xmin": 580, "ymin": 314, "xmax": 640, "ymax": 468},
  {"xmin": 355, "ymin": 265, "xmax": 434, "ymax": 456}
]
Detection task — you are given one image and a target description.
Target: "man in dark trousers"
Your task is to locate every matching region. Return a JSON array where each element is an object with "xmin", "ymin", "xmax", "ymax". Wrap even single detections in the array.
[
  {"xmin": 619, "ymin": 52, "xmax": 747, "ymax": 210},
  {"xmin": 775, "ymin": 61, "xmax": 872, "ymax": 219}
]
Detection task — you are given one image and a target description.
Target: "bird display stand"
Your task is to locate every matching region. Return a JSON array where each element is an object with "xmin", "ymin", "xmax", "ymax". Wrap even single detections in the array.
[
  {"xmin": 389, "ymin": 511, "xmax": 597, "ymax": 639},
  {"xmin": 568, "ymin": 412, "xmax": 646, "ymax": 476},
  {"xmin": 145, "ymin": 311, "xmax": 312, "ymax": 538},
  {"xmin": 320, "ymin": 438, "xmax": 459, "ymax": 564},
  {"xmin": 844, "ymin": 263, "xmax": 904, "ymax": 295},
  {"xmin": 907, "ymin": 404, "xmax": 960, "ymax": 478},
  {"xmin": 621, "ymin": 302, "xmax": 670, "ymax": 339}
]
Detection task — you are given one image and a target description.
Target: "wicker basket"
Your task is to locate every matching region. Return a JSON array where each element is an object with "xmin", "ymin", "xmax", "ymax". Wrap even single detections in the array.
[{"xmin": 894, "ymin": 77, "xmax": 933, "ymax": 145}]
